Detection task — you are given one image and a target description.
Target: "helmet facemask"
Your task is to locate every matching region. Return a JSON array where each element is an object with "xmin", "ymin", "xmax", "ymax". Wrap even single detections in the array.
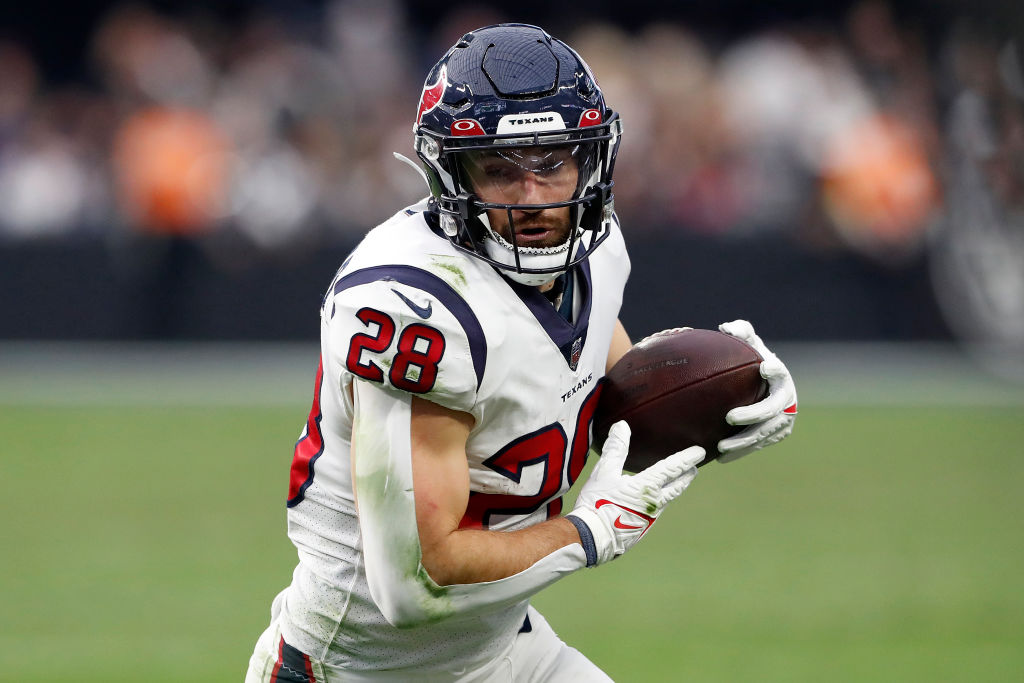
[{"xmin": 417, "ymin": 116, "xmax": 621, "ymax": 286}]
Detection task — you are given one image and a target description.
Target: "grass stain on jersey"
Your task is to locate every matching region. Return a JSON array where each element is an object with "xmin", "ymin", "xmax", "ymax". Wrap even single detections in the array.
[
  {"xmin": 414, "ymin": 566, "xmax": 454, "ymax": 623},
  {"xmin": 354, "ymin": 461, "xmax": 455, "ymax": 624},
  {"xmin": 351, "ymin": 392, "xmax": 456, "ymax": 624},
  {"xmin": 428, "ymin": 256, "xmax": 468, "ymax": 290}
]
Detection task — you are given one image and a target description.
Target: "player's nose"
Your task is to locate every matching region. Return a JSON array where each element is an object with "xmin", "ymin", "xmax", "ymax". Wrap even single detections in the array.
[
  {"xmin": 512, "ymin": 178, "xmax": 561, "ymax": 215},
  {"xmin": 513, "ymin": 173, "xmax": 555, "ymax": 207}
]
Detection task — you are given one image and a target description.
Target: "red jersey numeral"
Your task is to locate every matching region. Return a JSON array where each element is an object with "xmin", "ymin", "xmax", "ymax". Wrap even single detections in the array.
[
  {"xmin": 461, "ymin": 425, "xmax": 568, "ymax": 528},
  {"xmin": 346, "ymin": 308, "xmax": 395, "ymax": 382},
  {"xmin": 346, "ymin": 309, "xmax": 445, "ymax": 394},
  {"xmin": 390, "ymin": 324, "xmax": 446, "ymax": 393},
  {"xmin": 460, "ymin": 383, "xmax": 604, "ymax": 528}
]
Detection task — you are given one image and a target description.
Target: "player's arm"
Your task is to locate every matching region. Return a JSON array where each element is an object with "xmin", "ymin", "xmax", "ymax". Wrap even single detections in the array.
[
  {"xmin": 351, "ymin": 378, "xmax": 591, "ymax": 627},
  {"xmin": 606, "ymin": 318, "xmax": 632, "ymax": 372},
  {"xmin": 334, "ymin": 278, "xmax": 696, "ymax": 626},
  {"xmin": 351, "ymin": 378, "xmax": 700, "ymax": 628},
  {"xmin": 410, "ymin": 396, "xmax": 579, "ymax": 585}
]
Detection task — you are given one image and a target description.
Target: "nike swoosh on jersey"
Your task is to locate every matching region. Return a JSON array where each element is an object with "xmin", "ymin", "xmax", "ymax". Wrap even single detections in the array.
[{"xmin": 392, "ymin": 288, "xmax": 433, "ymax": 319}]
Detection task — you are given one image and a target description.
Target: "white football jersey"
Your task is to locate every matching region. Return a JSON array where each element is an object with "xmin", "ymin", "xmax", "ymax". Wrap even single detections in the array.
[{"xmin": 276, "ymin": 198, "xmax": 630, "ymax": 673}]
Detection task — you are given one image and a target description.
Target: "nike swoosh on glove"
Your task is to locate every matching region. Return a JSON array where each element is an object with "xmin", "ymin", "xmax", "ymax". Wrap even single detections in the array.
[
  {"xmin": 717, "ymin": 320, "xmax": 797, "ymax": 463},
  {"xmin": 567, "ymin": 421, "xmax": 704, "ymax": 567}
]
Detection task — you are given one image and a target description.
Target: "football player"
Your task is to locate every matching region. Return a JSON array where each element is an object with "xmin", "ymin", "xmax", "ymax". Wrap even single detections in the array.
[{"xmin": 246, "ymin": 23, "xmax": 797, "ymax": 682}]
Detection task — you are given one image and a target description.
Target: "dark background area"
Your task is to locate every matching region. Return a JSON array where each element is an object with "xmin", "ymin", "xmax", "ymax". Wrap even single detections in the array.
[
  {"xmin": 0, "ymin": 0, "xmax": 1020, "ymax": 344},
  {"xmin": 4, "ymin": 0, "xmax": 1020, "ymax": 80},
  {"xmin": 0, "ymin": 233, "xmax": 946, "ymax": 341}
]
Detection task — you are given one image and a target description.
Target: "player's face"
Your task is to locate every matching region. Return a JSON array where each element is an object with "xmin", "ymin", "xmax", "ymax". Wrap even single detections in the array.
[{"xmin": 461, "ymin": 145, "xmax": 580, "ymax": 248}]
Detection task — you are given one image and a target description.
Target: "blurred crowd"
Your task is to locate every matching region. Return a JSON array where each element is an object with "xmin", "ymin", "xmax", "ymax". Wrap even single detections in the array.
[{"xmin": 0, "ymin": 0, "xmax": 1020, "ymax": 275}]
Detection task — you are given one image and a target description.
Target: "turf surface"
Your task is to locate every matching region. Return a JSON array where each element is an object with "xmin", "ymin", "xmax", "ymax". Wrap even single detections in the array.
[{"xmin": 1, "ymin": 399, "xmax": 1022, "ymax": 681}]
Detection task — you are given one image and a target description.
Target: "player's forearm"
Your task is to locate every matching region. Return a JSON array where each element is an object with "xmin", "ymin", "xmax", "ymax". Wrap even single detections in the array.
[
  {"xmin": 421, "ymin": 516, "xmax": 581, "ymax": 586},
  {"xmin": 353, "ymin": 380, "xmax": 589, "ymax": 627}
]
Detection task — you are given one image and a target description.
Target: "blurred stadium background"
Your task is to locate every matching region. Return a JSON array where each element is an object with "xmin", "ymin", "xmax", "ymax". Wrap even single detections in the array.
[{"xmin": 1, "ymin": 0, "xmax": 1023, "ymax": 681}]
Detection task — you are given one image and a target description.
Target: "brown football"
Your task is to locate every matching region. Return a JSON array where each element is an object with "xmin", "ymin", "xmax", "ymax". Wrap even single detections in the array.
[{"xmin": 593, "ymin": 328, "xmax": 769, "ymax": 471}]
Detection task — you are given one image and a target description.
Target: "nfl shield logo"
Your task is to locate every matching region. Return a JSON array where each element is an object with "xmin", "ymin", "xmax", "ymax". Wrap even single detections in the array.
[{"xmin": 569, "ymin": 337, "xmax": 583, "ymax": 371}]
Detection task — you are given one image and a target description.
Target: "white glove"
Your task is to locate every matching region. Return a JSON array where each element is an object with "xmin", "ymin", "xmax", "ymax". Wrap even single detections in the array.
[
  {"xmin": 717, "ymin": 320, "xmax": 798, "ymax": 463},
  {"xmin": 567, "ymin": 421, "xmax": 704, "ymax": 567}
]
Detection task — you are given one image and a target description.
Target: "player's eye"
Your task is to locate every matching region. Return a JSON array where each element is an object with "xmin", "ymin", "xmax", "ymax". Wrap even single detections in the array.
[
  {"xmin": 481, "ymin": 163, "xmax": 519, "ymax": 182},
  {"xmin": 480, "ymin": 168, "xmax": 505, "ymax": 183}
]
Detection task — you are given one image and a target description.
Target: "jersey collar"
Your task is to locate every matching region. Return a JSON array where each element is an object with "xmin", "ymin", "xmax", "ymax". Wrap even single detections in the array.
[{"xmin": 503, "ymin": 255, "xmax": 593, "ymax": 370}]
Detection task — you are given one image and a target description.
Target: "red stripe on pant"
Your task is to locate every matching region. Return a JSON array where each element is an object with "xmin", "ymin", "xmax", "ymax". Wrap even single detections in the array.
[
  {"xmin": 271, "ymin": 636, "xmax": 316, "ymax": 682},
  {"xmin": 270, "ymin": 637, "xmax": 284, "ymax": 682}
]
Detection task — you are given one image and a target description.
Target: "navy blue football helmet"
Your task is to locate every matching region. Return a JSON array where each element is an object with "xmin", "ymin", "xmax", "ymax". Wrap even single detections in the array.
[{"xmin": 414, "ymin": 24, "xmax": 622, "ymax": 285}]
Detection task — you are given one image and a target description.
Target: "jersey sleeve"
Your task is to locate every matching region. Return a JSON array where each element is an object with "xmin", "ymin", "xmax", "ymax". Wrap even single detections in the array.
[{"xmin": 323, "ymin": 269, "xmax": 485, "ymax": 415}]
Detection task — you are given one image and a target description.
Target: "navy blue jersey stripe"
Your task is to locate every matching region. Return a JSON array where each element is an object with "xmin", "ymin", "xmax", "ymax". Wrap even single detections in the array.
[
  {"xmin": 506, "ymin": 256, "xmax": 592, "ymax": 348},
  {"xmin": 332, "ymin": 265, "xmax": 487, "ymax": 389},
  {"xmin": 505, "ymin": 256, "xmax": 592, "ymax": 368}
]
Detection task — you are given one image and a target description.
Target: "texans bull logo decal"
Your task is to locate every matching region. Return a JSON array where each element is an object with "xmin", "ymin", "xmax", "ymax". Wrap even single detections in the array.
[{"xmin": 416, "ymin": 65, "xmax": 447, "ymax": 125}]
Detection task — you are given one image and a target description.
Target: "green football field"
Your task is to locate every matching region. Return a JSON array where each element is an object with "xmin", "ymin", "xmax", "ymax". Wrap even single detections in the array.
[{"xmin": 1, "ymin": 344, "xmax": 1022, "ymax": 682}]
